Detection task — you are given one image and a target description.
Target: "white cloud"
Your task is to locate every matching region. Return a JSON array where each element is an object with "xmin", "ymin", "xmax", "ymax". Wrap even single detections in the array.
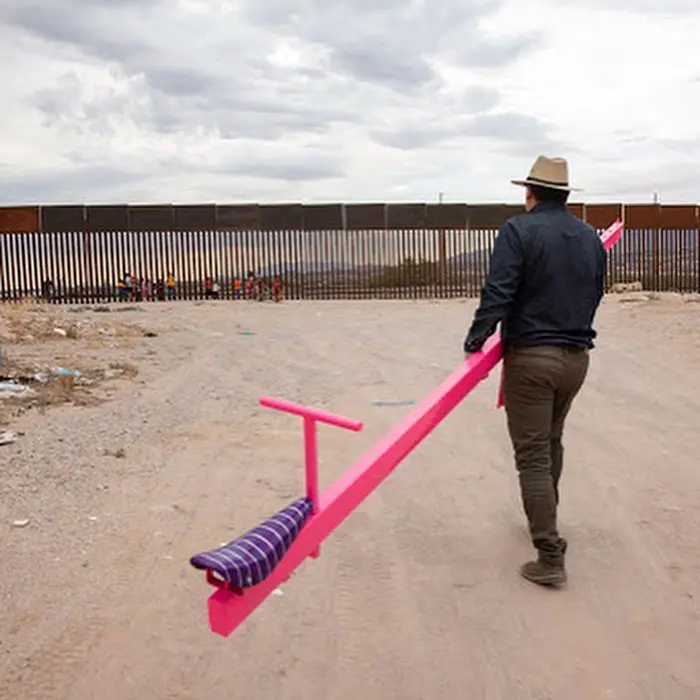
[
  {"xmin": 0, "ymin": 0, "xmax": 698, "ymax": 205},
  {"xmin": 478, "ymin": 1, "xmax": 700, "ymax": 201}
]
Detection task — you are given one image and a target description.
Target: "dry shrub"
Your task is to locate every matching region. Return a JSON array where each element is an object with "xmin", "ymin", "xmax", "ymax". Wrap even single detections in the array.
[{"xmin": 1, "ymin": 301, "xmax": 147, "ymax": 428}]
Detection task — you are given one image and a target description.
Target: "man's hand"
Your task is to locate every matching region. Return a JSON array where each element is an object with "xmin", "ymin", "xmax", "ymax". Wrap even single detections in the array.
[{"xmin": 463, "ymin": 335, "xmax": 483, "ymax": 360}]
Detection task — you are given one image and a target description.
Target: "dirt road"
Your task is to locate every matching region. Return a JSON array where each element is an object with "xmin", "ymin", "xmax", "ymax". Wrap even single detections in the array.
[{"xmin": 2, "ymin": 295, "xmax": 699, "ymax": 699}]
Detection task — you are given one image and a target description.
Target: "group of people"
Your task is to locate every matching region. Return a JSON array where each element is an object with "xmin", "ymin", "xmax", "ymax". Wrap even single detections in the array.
[
  {"xmin": 117, "ymin": 272, "xmax": 176, "ymax": 302},
  {"xmin": 116, "ymin": 271, "xmax": 284, "ymax": 303},
  {"xmin": 239, "ymin": 272, "xmax": 284, "ymax": 302},
  {"xmin": 204, "ymin": 273, "xmax": 284, "ymax": 302}
]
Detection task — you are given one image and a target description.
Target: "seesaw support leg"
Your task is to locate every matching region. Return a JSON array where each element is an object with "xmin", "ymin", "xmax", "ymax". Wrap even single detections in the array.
[{"xmin": 304, "ymin": 416, "xmax": 321, "ymax": 557}]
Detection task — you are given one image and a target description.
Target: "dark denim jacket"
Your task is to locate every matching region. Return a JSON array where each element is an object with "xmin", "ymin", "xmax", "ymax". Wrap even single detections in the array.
[{"xmin": 464, "ymin": 201, "xmax": 607, "ymax": 352}]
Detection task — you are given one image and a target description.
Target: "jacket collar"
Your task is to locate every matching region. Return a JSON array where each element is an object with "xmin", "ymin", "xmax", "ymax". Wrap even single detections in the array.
[{"xmin": 529, "ymin": 200, "xmax": 567, "ymax": 214}]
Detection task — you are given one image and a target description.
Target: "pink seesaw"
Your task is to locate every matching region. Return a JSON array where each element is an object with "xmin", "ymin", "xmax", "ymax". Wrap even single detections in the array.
[{"xmin": 190, "ymin": 219, "xmax": 624, "ymax": 637}]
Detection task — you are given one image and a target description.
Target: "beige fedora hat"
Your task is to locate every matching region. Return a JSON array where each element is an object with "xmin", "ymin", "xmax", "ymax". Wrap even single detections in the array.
[{"xmin": 511, "ymin": 155, "xmax": 581, "ymax": 192}]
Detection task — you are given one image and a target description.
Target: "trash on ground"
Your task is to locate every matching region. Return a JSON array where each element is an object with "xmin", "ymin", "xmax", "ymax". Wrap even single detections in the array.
[
  {"xmin": 0, "ymin": 381, "xmax": 35, "ymax": 398},
  {"xmin": 12, "ymin": 519, "xmax": 30, "ymax": 528},
  {"xmin": 54, "ymin": 367, "xmax": 81, "ymax": 378},
  {"xmin": 0, "ymin": 431, "xmax": 21, "ymax": 446},
  {"xmin": 54, "ymin": 328, "xmax": 68, "ymax": 337}
]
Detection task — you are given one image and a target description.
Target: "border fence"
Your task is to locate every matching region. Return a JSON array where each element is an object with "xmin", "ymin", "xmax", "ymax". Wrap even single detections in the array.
[{"xmin": 0, "ymin": 202, "xmax": 698, "ymax": 303}]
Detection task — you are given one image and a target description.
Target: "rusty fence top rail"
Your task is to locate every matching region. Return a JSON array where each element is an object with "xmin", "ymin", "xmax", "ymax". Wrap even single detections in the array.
[{"xmin": 0, "ymin": 202, "xmax": 698, "ymax": 233}]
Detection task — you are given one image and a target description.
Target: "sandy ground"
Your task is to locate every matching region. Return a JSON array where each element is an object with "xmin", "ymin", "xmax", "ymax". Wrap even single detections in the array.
[{"xmin": 1, "ymin": 293, "xmax": 700, "ymax": 700}]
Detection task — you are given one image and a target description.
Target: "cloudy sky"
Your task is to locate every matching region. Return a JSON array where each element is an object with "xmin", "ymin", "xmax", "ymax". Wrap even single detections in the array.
[{"xmin": 0, "ymin": 0, "xmax": 698, "ymax": 206}]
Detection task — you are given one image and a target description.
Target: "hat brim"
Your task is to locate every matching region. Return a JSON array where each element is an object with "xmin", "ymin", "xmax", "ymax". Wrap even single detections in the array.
[{"xmin": 511, "ymin": 178, "xmax": 582, "ymax": 192}]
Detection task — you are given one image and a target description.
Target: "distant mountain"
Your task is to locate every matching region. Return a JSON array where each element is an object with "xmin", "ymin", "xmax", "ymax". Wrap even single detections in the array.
[
  {"xmin": 257, "ymin": 261, "xmax": 385, "ymax": 277},
  {"xmin": 446, "ymin": 250, "xmax": 487, "ymax": 270},
  {"xmin": 613, "ymin": 229, "xmax": 698, "ymax": 254}
]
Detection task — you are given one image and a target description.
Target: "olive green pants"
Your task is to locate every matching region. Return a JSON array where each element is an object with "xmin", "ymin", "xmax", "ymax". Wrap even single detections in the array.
[{"xmin": 503, "ymin": 345, "xmax": 590, "ymax": 560}]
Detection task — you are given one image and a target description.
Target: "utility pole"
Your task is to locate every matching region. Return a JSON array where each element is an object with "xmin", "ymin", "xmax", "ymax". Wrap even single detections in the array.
[{"xmin": 437, "ymin": 192, "xmax": 446, "ymax": 287}]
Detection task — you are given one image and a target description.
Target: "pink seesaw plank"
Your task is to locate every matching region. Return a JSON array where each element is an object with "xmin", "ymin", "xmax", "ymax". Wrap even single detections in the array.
[{"xmin": 205, "ymin": 219, "xmax": 624, "ymax": 637}]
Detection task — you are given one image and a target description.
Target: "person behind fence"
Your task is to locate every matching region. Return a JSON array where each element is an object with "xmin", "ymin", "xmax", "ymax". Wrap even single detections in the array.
[
  {"xmin": 273, "ymin": 276, "xmax": 283, "ymax": 302},
  {"xmin": 204, "ymin": 276, "xmax": 221, "ymax": 299},
  {"xmin": 245, "ymin": 271, "xmax": 255, "ymax": 299},
  {"xmin": 463, "ymin": 155, "xmax": 607, "ymax": 588},
  {"xmin": 125, "ymin": 272, "xmax": 135, "ymax": 301},
  {"xmin": 41, "ymin": 279, "xmax": 55, "ymax": 303},
  {"xmin": 255, "ymin": 275, "xmax": 265, "ymax": 301},
  {"xmin": 117, "ymin": 272, "xmax": 131, "ymax": 302},
  {"xmin": 166, "ymin": 271, "xmax": 176, "ymax": 300}
]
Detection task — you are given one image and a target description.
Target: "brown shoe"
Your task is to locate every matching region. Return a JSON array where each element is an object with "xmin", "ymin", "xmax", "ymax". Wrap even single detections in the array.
[{"xmin": 520, "ymin": 558, "xmax": 567, "ymax": 587}]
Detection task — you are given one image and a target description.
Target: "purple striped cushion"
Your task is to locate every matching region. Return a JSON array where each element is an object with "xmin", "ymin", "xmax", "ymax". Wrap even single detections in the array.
[{"xmin": 190, "ymin": 497, "xmax": 313, "ymax": 589}]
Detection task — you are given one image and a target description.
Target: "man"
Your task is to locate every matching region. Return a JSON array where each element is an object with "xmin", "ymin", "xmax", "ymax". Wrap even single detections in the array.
[{"xmin": 463, "ymin": 155, "xmax": 607, "ymax": 587}]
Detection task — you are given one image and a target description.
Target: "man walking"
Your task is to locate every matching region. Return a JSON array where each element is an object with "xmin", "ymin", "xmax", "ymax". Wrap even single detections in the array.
[{"xmin": 463, "ymin": 156, "xmax": 607, "ymax": 587}]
